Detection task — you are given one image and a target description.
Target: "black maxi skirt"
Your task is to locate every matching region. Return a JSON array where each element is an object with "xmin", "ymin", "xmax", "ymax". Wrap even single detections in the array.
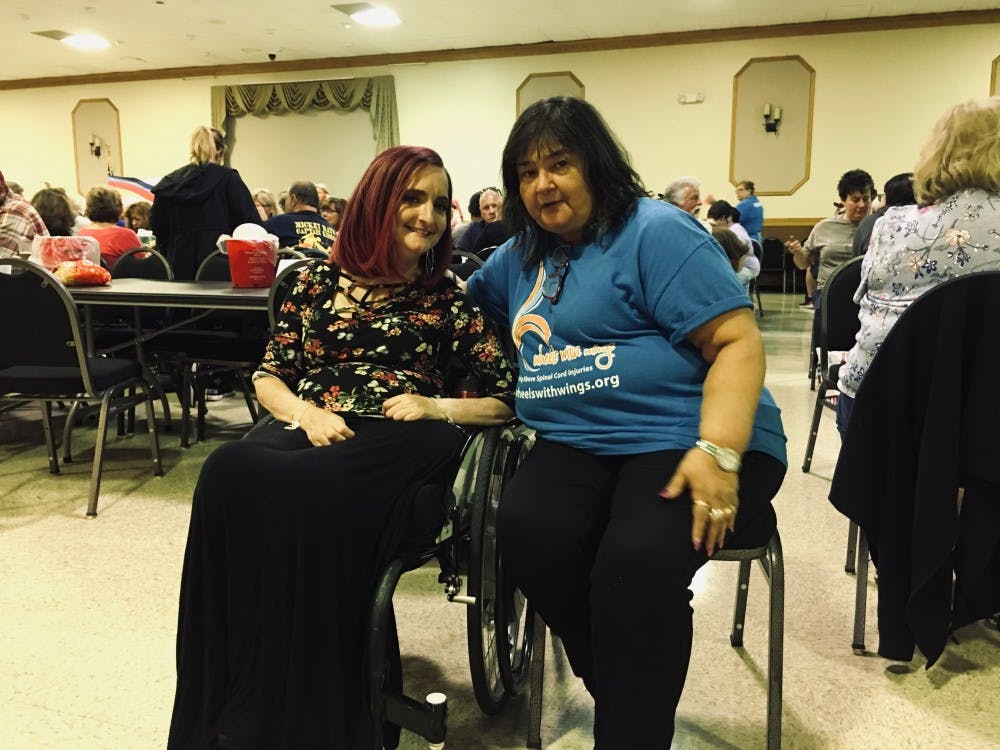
[{"xmin": 167, "ymin": 415, "xmax": 466, "ymax": 750}]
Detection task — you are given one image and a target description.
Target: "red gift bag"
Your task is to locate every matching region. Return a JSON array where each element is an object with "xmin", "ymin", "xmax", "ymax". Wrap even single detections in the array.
[{"xmin": 225, "ymin": 239, "xmax": 276, "ymax": 288}]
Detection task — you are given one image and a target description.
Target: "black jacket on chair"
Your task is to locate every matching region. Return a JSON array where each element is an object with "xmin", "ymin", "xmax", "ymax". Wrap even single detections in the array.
[{"xmin": 829, "ymin": 272, "xmax": 1000, "ymax": 665}]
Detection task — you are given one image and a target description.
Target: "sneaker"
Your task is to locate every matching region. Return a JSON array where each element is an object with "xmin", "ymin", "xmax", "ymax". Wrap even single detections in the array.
[
  {"xmin": 204, "ymin": 388, "xmax": 233, "ymax": 402},
  {"xmin": 798, "ymin": 301, "xmax": 814, "ymax": 309}
]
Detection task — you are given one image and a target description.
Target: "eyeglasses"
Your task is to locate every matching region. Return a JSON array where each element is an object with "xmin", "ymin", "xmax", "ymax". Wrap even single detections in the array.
[{"xmin": 541, "ymin": 245, "xmax": 570, "ymax": 304}]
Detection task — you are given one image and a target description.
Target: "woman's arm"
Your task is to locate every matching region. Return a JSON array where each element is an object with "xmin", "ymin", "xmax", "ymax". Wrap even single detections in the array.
[
  {"xmin": 254, "ymin": 375, "xmax": 355, "ymax": 444},
  {"xmin": 660, "ymin": 307, "xmax": 765, "ymax": 554},
  {"xmin": 382, "ymin": 393, "xmax": 514, "ymax": 426}
]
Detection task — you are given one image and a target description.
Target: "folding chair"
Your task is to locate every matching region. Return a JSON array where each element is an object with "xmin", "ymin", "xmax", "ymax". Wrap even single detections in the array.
[
  {"xmin": 0, "ymin": 258, "xmax": 163, "ymax": 516},
  {"xmin": 801, "ymin": 257, "xmax": 862, "ymax": 473},
  {"xmin": 526, "ymin": 531, "xmax": 785, "ymax": 750}
]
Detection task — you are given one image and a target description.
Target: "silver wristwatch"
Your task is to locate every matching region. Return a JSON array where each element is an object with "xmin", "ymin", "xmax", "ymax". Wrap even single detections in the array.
[{"xmin": 695, "ymin": 439, "xmax": 741, "ymax": 472}]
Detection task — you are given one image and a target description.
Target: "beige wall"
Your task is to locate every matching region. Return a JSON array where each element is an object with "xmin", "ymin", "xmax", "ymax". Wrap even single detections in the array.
[{"xmin": 1, "ymin": 23, "xmax": 997, "ymax": 217}]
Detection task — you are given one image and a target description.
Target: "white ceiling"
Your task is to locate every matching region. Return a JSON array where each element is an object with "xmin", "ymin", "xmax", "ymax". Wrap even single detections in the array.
[{"xmin": 4, "ymin": 0, "xmax": 998, "ymax": 85}]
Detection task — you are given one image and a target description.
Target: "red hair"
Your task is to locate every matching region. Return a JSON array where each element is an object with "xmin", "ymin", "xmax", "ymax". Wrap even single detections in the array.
[{"xmin": 333, "ymin": 145, "xmax": 453, "ymax": 285}]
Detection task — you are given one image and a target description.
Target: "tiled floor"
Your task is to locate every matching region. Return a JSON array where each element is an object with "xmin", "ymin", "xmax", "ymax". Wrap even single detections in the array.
[{"xmin": 1, "ymin": 292, "xmax": 998, "ymax": 749}]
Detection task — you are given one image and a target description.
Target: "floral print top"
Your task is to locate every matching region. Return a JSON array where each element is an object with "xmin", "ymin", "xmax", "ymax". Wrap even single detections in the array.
[
  {"xmin": 839, "ymin": 189, "xmax": 1000, "ymax": 397},
  {"xmin": 257, "ymin": 261, "xmax": 514, "ymax": 416}
]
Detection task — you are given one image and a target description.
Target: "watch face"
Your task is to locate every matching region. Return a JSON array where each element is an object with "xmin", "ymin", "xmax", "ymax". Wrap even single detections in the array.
[{"xmin": 717, "ymin": 450, "xmax": 740, "ymax": 472}]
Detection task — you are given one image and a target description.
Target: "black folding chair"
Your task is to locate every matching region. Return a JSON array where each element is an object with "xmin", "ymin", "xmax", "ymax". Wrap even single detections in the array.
[
  {"xmin": 0, "ymin": 258, "xmax": 163, "ymax": 516},
  {"xmin": 801, "ymin": 256, "xmax": 862, "ymax": 473}
]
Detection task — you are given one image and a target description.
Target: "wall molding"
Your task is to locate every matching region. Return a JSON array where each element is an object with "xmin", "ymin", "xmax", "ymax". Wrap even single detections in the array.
[{"xmin": 2, "ymin": 10, "xmax": 998, "ymax": 91}]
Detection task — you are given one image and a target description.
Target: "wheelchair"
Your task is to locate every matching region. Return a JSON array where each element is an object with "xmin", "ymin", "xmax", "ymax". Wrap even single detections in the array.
[{"xmin": 368, "ymin": 419, "xmax": 536, "ymax": 749}]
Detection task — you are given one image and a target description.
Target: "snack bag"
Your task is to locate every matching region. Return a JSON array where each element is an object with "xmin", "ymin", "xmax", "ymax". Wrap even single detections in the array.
[{"xmin": 51, "ymin": 259, "xmax": 112, "ymax": 286}]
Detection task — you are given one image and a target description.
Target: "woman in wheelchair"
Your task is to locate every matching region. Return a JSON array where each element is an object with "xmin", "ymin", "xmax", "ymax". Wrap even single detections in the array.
[
  {"xmin": 465, "ymin": 96, "xmax": 787, "ymax": 748},
  {"xmin": 167, "ymin": 146, "xmax": 514, "ymax": 750}
]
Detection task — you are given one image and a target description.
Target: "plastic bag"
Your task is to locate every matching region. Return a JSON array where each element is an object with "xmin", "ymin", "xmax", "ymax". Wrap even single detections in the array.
[{"xmin": 30, "ymin": 235, "xmax": 101, "ymax": 270}]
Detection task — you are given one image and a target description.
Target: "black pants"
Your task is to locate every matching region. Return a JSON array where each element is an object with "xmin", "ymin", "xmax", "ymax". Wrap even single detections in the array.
[{"xmin": 497, "ymin": 437, "xmax": 785, "ymax": 749}]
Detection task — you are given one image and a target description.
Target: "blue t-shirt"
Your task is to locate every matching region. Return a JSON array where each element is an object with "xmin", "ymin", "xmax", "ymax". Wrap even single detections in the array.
[
  {"xmin": 736, "ymin": 196, "xmax": 764, "ymax": 240},
  {"xmin": 467, "ymin": 198, "xmax": 786, "ymax": 463}
]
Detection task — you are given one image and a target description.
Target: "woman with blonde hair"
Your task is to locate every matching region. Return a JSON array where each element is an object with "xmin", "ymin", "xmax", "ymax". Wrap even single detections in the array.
[
  {"xmin": 837, "ymin": 97, "xmax": 1000, "ymax": 432},
  {"xmin": 252, "ymin": 188, "xmax": 279, "ymax": 221},
  {"xmin": 151, "ymin": 125, "xmax": 259, "ymax": 279}
]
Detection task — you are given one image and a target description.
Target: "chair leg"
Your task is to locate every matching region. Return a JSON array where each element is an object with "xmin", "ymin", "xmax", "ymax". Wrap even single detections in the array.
[
  {"xmin": 40, "ymin": 401, "xmax": 60, "ymax": 475},
  {"xmin": 237, "ymin": 370, "xmax": 259, "ymax": 423},
  {"xmin": 730, "ymin": 560, "xmax": 752, "ymax": 647},
  {"xmin": 142, "ymin": 383, "xmax": 164, "ymax": 478},
  {"xmin": 764, "ymin": 535, "xmax": 785, "ymax": 750},
  {"xmin": 801, "ymin": 387, "xmax": 826, "ymax": 473},
  {"xmin": 845, "ymin": 521, "xmax": 859, "ymax": 574},
  {"xmin": 61, "ymin": 400, "xmax": 84, "ymax": 464},
  {"xmin": 86, "ymin": 389, "xmax": 116, "ymax": 517},
  {"xmin": 756, "ymin": 285, "xmax": 764, "ymax": 318},
  {"xmin": 526, "ymin": 612, "xmax": 547, "ymax": 750},
  {"xmin": 179, "ymin": 364, "xmax": 193, "ymax": 448},
  {"xmin": 852, "ymin": 531, "xmax": 870, "ymax": 654}
]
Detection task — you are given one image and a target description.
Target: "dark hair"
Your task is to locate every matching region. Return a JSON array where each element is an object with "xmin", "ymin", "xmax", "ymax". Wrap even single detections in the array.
[
  {"xmin": 288, "ymin": 181, "xmax": 320, "ymax": 210},
  {"xmin": 467, "ymin": 190, "xmax": 483, "ymax": 219},
  {"xmin": 711, "ymin": 227, "xmax": 746, "ymax": 272},
  {"xmin": 837, "ymin": 169, "xmax": 875, "ymax": 201},
  {"xmin": 31, "ymin": 188, "xmax": 76, "ymax": 235},
  {"xmin": 473, "ymin": 220, "xmax": 514, "ymax": 256},
  {"xmin": 333, "ymin": 145, "xmax": 453, "ymax": 286},
  {"xmin": 500, "ymin": 96, "xmax": 646, "ymax": 267},
  {"xmin": 883, "ymin": 172, "xmax": 916, "ymax": 208},
  {"xmin": 738, "ymin": 180, "xmax": 755, "ymax": 193},
  {"xmin": 85, "ymin": 186, "xmax": 123, "ymax": 223},
  {"xmin": 707, "ymin": 199, "xmax": 734, "ymax": 222}
]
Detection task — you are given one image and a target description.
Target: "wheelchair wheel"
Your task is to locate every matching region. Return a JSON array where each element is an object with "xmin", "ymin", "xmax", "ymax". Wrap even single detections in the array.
[
  {"xmin": 495, "ymin": 429, "xmax": 535, "ymax": 696},
  {"xmin": 465, "ymin": 426, "xmax": 508, "ymax": 714}
]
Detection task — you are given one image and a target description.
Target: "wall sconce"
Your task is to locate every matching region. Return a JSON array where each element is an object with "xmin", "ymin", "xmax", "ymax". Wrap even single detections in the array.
[
  {"xmin": 763, "ymin": 104, "xmax": 782, "ymax": 134},
  {"xmin": 89, "ymin": 135, "xmax": 103, "ymax": 158}
]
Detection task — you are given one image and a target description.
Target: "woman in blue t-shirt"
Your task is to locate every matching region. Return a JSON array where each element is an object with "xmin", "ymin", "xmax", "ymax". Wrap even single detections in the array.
[{"xmin": 466, "ymin": 96, "xmax": 787, "ymax": 748}]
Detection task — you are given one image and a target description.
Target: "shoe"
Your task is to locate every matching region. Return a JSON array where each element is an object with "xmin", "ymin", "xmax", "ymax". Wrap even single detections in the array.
[
  {"xmin": 798, "ymin": 301, "xmax": 814, "ymax": 309},
  {"xmin": 204, "ymin": 388, "xmax": 233, "ymax": 401}
]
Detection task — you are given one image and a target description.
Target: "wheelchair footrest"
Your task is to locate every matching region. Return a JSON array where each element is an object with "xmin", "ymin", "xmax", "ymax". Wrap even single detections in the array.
[{"xmin": 383, "ymin": 691, "xmax": 447, "ymax": 744}]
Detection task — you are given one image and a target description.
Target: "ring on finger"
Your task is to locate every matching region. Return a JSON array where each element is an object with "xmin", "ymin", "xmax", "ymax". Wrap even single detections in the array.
[
  {"xmin": 708, "ymin": 507, "xmax": 726, "ymax": 521},
  {"xmin": 693, "ymin": 499, "xmax": 712, "ymax": 510}
]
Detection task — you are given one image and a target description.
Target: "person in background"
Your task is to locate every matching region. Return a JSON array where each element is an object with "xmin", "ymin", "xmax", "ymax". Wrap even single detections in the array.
[
  {"xmin": 453, "ymin": 188, "xmax": 484, "ymax": 250},
  {"xmin": 252, "ymin": 188, "xmax": 279, "ymax": 221},
  {"xmin": 314, "ymin": 182, "xmax": 329, "ymax": 205},
  {"xmin": 662, "ymin": 175, "xmax": 703, "ymax": 217},
  {"xmin": 167, "ymin": 145, "xmax": 514, "ymax": 749},
  {"xmin": 449, "ymin": 197, "xmax": 465, "ymax": 231},
  {"xmin": 31, "ymin": 188, "xmax": 77, "ymax": 236},
  {"xmin": 466, "ymin": 96, "xmax": 786, "ymax": 748},
  {"xmin": 734, "ymin": 180, "xmax": 764, "ymax": 243},
  {"xmin": 320, "ymin": 195, "xmax": 346, "ymax": 232},
  {"xmin": 263, "ymin": 180, "xmax": 336, "ymax": 251},
  {"xmin": 851, "ymin": 172, "xmax": 915, "ymax": 257},
  {"xmin": 151, "ymin": 125, "xmax": 260, "ymax": 280},
  {"xmin": 786, "ymin": 169, "xmax": 874, "ymax": 321},
  {"xmin": 124, "ymin": 200, "xmax": 152, "ymax": 232},
  {"xmin": 712, "ymin": 226, "xmax": 758, "ymax": 295},
  {"xmin": 708, "ymin": 202, "xmax": 760, "ymax": 293},
  {"xmin": 77, "ymin": 186, "xmax": 142, "ymax": 269},
  {"xmin": 0, "ymin": 169, "xmax": 48, "ymax": 257},
  {"xmin": 837, "ymin": 98, "xmax": 1000, "ymax": 433},
  {"xmin": 6, "ymin": 181, "xmax": 24, "ymax": 196}
]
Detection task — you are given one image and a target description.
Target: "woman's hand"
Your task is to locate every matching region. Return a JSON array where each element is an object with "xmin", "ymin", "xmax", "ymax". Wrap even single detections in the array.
[
  {"xmin": 382, "ymin": 394, "xmax": 449, "ymax": 422},
  {"xmin": 298, "ymin": 403, "xmax": 355, "ymax": 445},
  {"xmin": 660, "ymin": 447, "xmax": 739, "ymax": 556}
]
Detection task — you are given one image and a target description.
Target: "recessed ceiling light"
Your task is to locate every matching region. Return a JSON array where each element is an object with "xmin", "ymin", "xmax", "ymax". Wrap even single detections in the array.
[
  {"xmin": 331, "ymin": 3, "xmax": 400, "ymax": 27},
  {"xmin": 351, "ymin": 7, "xmax": 400, "ymax": 26},
  {"xmin": 62, "ymin": 33, "xmax": 111, "ymax": 50}
]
